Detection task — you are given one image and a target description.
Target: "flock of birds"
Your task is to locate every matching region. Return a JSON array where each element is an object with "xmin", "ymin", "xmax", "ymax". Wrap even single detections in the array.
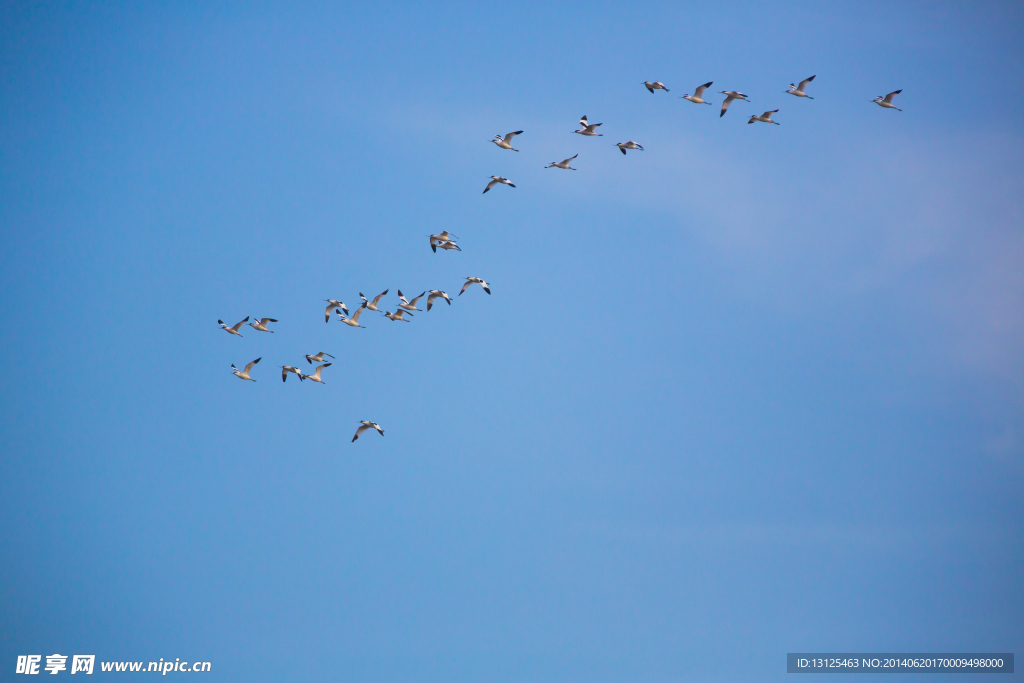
[{"xmin": 219, "ymin": 75, "xmax": 904, "ymax": 445}]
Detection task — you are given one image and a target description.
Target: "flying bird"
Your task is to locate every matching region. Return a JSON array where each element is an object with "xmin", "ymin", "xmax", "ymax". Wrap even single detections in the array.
[
  {"xmin": 352, "ymin": 421, "xmax": 384, "ymax": 442},
  {"xmin": 325, "ymin": 300, "xmax": 349, "ymax": 322},
  {"xmin": 459, "ymin": 277, "xmax": 491, "ymax": 296},
  {"xmin": 436, "ymin": 240, "xmax": 461, "ymax": 252},
  {"xmin": 873, "ymin": 90, "xmax": 903, "ymax": 111},
  {"xmin": 231, "ymin": 357, "xmax": 261, "ymax": 381},
  {"xmin": 719, "ymin": 91, "xmax": 750, "ymax": 117},
  {"xmin": 748, "ymin": 110, "xmax": 780, "ymax": 125},
  {"xmin": 337, "ymin": 303, "xmax": 368, "ymax": 328},
  {"xmin": 546, "ymin": 154, "xmax": 578, "ymax": 170},
  {"xmin": 483, "ymin": 176, "xmax": 515, "ymax": 194},
  {"xmin": 280, "ymin": 366, "xmax": 303, "ymax": 382},
  {"xmin": 429, "ymin": 232, "xmax": 459, "ymax": 252},
  {"xmin": 218, "ymin": 316, "xmax": 249, "ymax": 336},
  {"xmin": 786, "ymin": 75, "xmax": 816, "ymax": 98},
  {"xmin": 681, "ymin": 81, "xmax": 714, "ymax": 104},
  {"xmin": 575, "ymin": 115, "xmax": 603, "ymax": 136},
  {"xmin": 427, "ymin": 290, "xmax": 451, "ymax": 310},
  {"xmin": 359, "ymin": 290, "xmax": 389, "ymax": 312},
  {"xmin": 300, "ymin": 363, "xmax": 331, "ymax": 383},
  {"xmin": 644, "ymin": 81, "xmax": 669, "ymax": 93},
  {"xmin": 248, "ymin": 317, "xmax": 277, "ymax": 333},
  {"xmin": 616, "ymin": 141, "xmax": 644, "ymax": 155},
  {"xmin": 305, "ymin": 351, "xmax": 334, "ymax": 365},
  {"xmin": 397, "ymin": 290, "xmax": 425, "ymax": 312},
  {"xmin": 383, "ymin": 310, "xmax": 413, "ymax": 322},
  {"xmin": 491, "ymin": 130, "xmax": 523, "ymax": 151}
]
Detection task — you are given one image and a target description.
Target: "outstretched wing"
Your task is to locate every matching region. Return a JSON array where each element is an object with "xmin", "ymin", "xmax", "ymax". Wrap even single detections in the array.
[
  {"xmin": 352, "ymin": 424, "xmax": 370, "ymax": 442},
  {"xmin": 798, "ymin": 75, "xmax": 815, "ymax": 91},
  {"xmin": 694, "ymin": 81, "xmax": 712, "ymax": 97},
  {"xmin": 504, "ymin": 130, "xmax": 523, "ymax": 143},
  {"xmin": 244, "ymin": 357, "xmax": 261, "ymax": 373},
  {"xmin": 483, "ymin": 179, "xmax": 499, "ymax": 194},
  {"xmin": 720, "ymin": 96, "xmax": 733, "ymax": 117},
  {"xmin": 884, "ymin": 89, "xmax": 901, "ymax": 103}
]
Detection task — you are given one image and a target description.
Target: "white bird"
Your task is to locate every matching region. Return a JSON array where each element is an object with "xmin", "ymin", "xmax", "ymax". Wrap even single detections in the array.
[
  {"xmin": 398, "ymin": 290, "xmax": 425, "ymax": 311},
  {"xmin": 280, "ymin": 366, "xmax": 303, "ymax": 382},
  {"xmin": 681, "ymin": 81, "xmax": 714, "ymax": 104},
  {"xmin": 352, "ymin": 421, "xmax": 384, "ymax": 442},
  {"xmin": 459, "ymin": 277, "xmax": 491, "ymax": 296},
  {"xmin": 218, "ymin": 316, "xmax": 249, "ymax": 336},
  {"xmin": 748, "ymin": 109, "xmax": 780, "ymax": 125},
  {"xmin": 483, "ymin": 176, "xmax": 515, "ymax": 193},
  {"xmin": 383, "ymin": 309, "xmax": 413, "ymax": 322},
  {"xmin": 429, "ymin": 232, "xmax": 459, "ymax": 252},
  {"xmin": 546, "ymin": 154, "xmax": 578, "ymax": 170},
  {"xmin": 786, "ymin": 75, "xmax": 816, "ymax": 98},
  {"xmin": 248, "ymin": 317, "xmax": 277, "ymax": 332},
  {"xmin": 427, "ymin": 290, "xmax": 451, "ymax": 310},
  {"xmin": 616, "ymin": 141, "xmax": 644, "ymax": 155},
  {"xmin": 300, "ymin": 363, "xmax": 331, "ymax": 383},
  {"xmin": 231, "ymin": 357, "xmax": 261, "ymax": 381},
  {"xmin": 575, "ymin": 115, "xmax": 603, "ymax": 136},
  {"xmin": 325, "ymin": 300, "xmax": 349, "ymax": 323},
  {"xmin": 873, "ymin": 90, "xmax": 902, "ymax": 111},
  {"xmin": 719, "ymin": 91, "xmax": 750, "ymax": 117},
  {"xmin": 305, "ymin": 351, "xmax": 334, "ymax": 365},
  {"xmin": 491, "ymin": 130, "xmax": 523, "ymax": 151},
  {"xmin": 644, "ymin": 81, "xmax": 670, "ymax": 93},
  {"xmin": 359, "ymin": 290, "xmax": 389, "ymax": 312},
  {"xmin": 337, "ymin": 303, "xmax": 368, "ymax": 328},
  {"xmin": 436, "ymin": 240, "xmax": 462, "ymax": 252}
]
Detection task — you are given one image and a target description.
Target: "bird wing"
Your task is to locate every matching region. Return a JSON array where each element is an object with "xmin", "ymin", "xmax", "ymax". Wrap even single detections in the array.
[
  {"xmin": 352, "ymin": 424, "xmax": 370, "ymax": 441},
  {"xmin": 409, "ymin": 292, "xmax": 425, "ymax": 305},
  {"xmin": 372, "ymin": 290, "xmax": 388, "ymax": 306},
  {"xmin": 695, "ymin": 81, "xmax": 712, "ymax": 97},
  {"xmin": 720, "ymin": 97, "xmax": 734, "ymax": 116},
  {"xmin": 564, "ymin": 154, "xmax": 578, "ymax": 163},
  {"xmin": 481, "ymin": 282, "xmax": 491, "ymax": 294},
  {"xmin": 483, "ymin": 179, "xmax": 498, "ymax": 193},
  {"xmin": 884, "ymin": 89, "xmax": 901, "ymax": 103},
  {"xmin": 619, "ymin": 145, "xmax": 627, "ymax": 154},
  {"xmin": 373, "ymin": 424, "xmax": 384, "ymax": 435},
  {"xmin": 281, "ymin": 367, "xmax": 289, "ymax": 382},
  {"xmin": 459, "ymin": 281, "xmax": 472, "ymax": 295},
  {"xmin": 504, "ymin": 130, "xmax": 522, "ymax": 143},
  {"xmin": 798, "ymin": 75, "xmax": 815, "ymax": 91},
  {"xmin": 244, "ymin": 357, "xmax": 261, "ymax": 373},
  {"xmin": 764, "ymin": 110, "xmax": 778, "ymax": 117},
  {"xmin": 350, "ymin": 305, "xmax": 365, "ymax": 322},
  {"xmin": 323, "ymin": 352, "xmax": 334, "ymax": 359},
  {"xmin": 232, "ymin": 316, "xmax": 249, "ymax": 331},
  {"xmin": 646, "ymin": 83, "xmax": 654, "ymax": 93},
  {"xmin": 580, "ymin": 115, "xmax": 588, "ymax": 127},
  {"xmin": 397, "ymin": 290, "xmax": 409, "ymax": 304}
]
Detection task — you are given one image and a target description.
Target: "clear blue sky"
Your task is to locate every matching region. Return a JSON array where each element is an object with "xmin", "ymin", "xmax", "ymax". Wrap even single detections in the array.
[{"xmin": 2, "ymin": 2, "xmax": 1022, "ymax": 681}]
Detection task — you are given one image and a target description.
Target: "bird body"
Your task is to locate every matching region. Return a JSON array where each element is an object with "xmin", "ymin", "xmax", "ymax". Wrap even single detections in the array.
[
  {"xmin": 427, "ymin": 290, "xmax": 451, "ymax": 310},
  {"xmin": 574, "ymin": 115, "xmax": 603, "ymax": 136},
  {"xmin": 305, "ymin": 351, "xmax": 334, "ymax": 365},
  {"xmin": 546, "ymin": 154, "xmax": 578, "ymax": 170},
  {"xmin": 325, "ymin": 300, "xmax": 349, "ymax": 322},
  {"xmin": 786, "ymin": 75, "xmax": 816, "ymax": 98},
  {"xmin": 483, "ymin": 176, "xmax": 515, "ymax": 193},
  {"xmin": 616, "ymin": 141, "xmax": 644, "ymax": 154},
  {"xmin": 352, "ymin": 421, "xmax": 384, "ymax": 442},
  {"xmin": 719, "ymin": 91, "xmax": 750, "ymax": 117},
  {"xmin": 491, "ymin": 130, "xmax": 523, "ymax": 151},
  {"xmin": 280, "ymin": 366, "xmax": 303, "ymax": 382},
  {"xmin": 359, "ymin": 290, "xmax": 389, "ymax": 312},
  {"xmin": 459, "ymin": 277, "xmax": 491, "ymax": 296},
  {"xmin": 681, "ymin": 81, "xmax": 714, "ymax": 104},
  {"xmin": 748, "ymin": 110, "xmax": 780, "ymax": 125},
  {"xmin": 231, "ymin": 357, "xmax": 261, "ymax": 381},
  {"xmin": 644, "ymin": 81, "xmax": 669, "ymax": 93},
  {"xmin": 248, "ymin": 317, "xmax": 277, "ymax": 332},
  {"xmin": 301, "ymin": 363, "xmax": 331, "ymax": 383},
  {"xmin": 218, "ymin": 316, "xmax": 249, "ymax": 336},
  {"xmin": 384, "ymin": 310, "xmax": 413, "ymax": 322},
  {"xmin": 873, "ymin": 90, "xmax": 903, "ymax": 110}
]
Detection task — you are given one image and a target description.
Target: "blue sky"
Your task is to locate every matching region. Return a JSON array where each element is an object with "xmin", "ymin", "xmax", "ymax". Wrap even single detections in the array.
[{"xmin": 1, "ymin": 1, "xmax": 1022, "ymax": 681}]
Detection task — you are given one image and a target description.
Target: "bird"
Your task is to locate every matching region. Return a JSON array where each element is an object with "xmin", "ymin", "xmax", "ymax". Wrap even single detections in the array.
[
  {"xmin": 459, "ymin": 277, "xmax": 491, "ymax": 295},
  {"xmin": 427, "ymin": 290, "xmax": 451, "ymax": 310},
  {"xmin": 429, "ymin": 232, "xmax": 459, "ymax": 252},
  {"xmin": 337, "ymin": 303, "xmax": 368, "ymax": 328},
  {"xmin": 231, "ymin": 357, "xmax": 261, "ymax": 381},
  {"xmin": 359, "ymin": 290, "xmax": 389, "ymax": 312},
  {"xmin": 218, "ymin": 316, "xmax": 249, "ymax": 336},
  {"xmin": 644, "ymin": 81, "xmax": 669, "ymax": 93},
  {"xmin": 491, "ymin": 130, "xmax": 523, "ymax": 151},
  {"xmin": 873, "ymin": 90, "xmax": 903, "ymax": 111},
  {"xmin": 280, "ymin": 366, "xmax": 303, "ymax": 382},
  {"xmin": 300, "ymin": 363, "xmax": 331, "ymax": 383},
  {"xmin": 248, "ymin": 317, "xmax": 277, "ymax": 332},
  {"xmin": 546, "ymin": 154, "xmax": 578, "ymax": 170},
  {"xmin": 383, "ymin": 310, "xmax": 413, "ymax": 322},
  {"xmin": 574, "ymin": 115, "xmax": 603, "ymax": 136},
  {"xmin": 483, "ymin": 176, "xmax": 515, "ymax": 193},
  {"xmin": 616, "ymin": 141, "xmax": 644, "ymax": 155},
  {"xmin": 305, "ymin": 351, "xmax": 334, "ymax": 365},
  {"xmin": 436, "ymin": 240, "xmax": 462, "ymax": 252},
  {"xmin": 352, "ymin": 421, "xmax": 384, "ymax": 442},
  {"xmin": 681, "ymin": 81, "xmax": 714, "ymax": 104},
  {"xmin": 324, "ymin": 300, "xmax": 349, "ymax": 323},
  {"xmin": 786, "ymin": 75, "xmax": 816, "ymax": 98},
  {"xmin": 719, "ymin": 91, "xmax": 750, "ymax": 117},
  {"xmin": 748, "ymin": 110, "xmax": 780, "ymax": 125},
  {"xmin": 397, "ymin": 290, "xmax": 425, "ymax": 312}
]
